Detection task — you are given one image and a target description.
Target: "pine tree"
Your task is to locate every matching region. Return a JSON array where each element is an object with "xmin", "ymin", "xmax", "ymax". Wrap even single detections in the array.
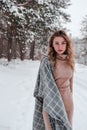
[{"xmin": 0, "ymin": 0, "xmax": 71, "ymax": 60}]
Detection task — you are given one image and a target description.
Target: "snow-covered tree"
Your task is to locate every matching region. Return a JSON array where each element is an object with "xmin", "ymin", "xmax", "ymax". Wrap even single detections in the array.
[
  {"xmin": 0, "ymin": 0, "xmax": 29, "ymax": 61},
  {"xmin": 0, "ymin": 0, "xmax": 71, "ymax": 61},
  {"xmin": 81, "ymin": 15, "xmax": 87, "ymax": 40},
  {"xmin": 24, "ymin": 0, "xmax": 71, "ymax": 59},
  {"xmin": 80, "ymin": 15, "xmax": 87, "ymax": 64}
]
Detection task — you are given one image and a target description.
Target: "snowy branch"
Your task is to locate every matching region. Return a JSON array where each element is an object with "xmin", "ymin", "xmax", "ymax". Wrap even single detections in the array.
[{"xmin": 17, "ymin": 0, "xmax": 32, "ymax": 7}]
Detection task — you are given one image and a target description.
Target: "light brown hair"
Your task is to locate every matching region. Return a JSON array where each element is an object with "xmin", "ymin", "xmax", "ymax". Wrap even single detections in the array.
[{"xmin": 47, "ymin": 30, "xmax": 74, "ymax": 70}]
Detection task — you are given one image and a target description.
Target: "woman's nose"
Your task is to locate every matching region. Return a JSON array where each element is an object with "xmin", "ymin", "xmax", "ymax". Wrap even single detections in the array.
[{"xmin": 58, "ymin": 44, "xmax": 62, "ymax": 49}]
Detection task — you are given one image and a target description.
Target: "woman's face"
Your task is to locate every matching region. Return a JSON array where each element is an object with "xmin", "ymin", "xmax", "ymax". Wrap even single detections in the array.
[{"xmin": 53, "ymin": 36, "xmax": 67, "ymax": 55}]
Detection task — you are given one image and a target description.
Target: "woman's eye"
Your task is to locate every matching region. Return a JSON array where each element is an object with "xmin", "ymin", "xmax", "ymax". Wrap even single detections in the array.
[
  {"xmin": 62, "ymin": 42, "xmax": 66, "ymax": 44},
  {"xmin": 55, "ymin": 42, "xmax": 59, "ymax": 45},
  {"xmin": 54, "ymin": 42, "xmax": 66, "ymax": 45}
]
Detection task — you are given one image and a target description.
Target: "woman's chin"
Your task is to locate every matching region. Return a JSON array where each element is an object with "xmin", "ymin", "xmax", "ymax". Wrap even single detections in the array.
[{"xmin": 57, "ymin": 51, "xmax": 64, "ymax": 55}]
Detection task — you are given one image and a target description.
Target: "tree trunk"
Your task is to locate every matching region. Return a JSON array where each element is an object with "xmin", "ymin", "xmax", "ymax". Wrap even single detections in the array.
[
  {"xmin": 7, "ymin": 25, "xmax": 12, "ymax": 62},
  {"xmin": 30, "ymin": 40, "xmax": 35, "ymax": 60},
  {"xmin": 12, "ymin": 27, "xmax": 17, "ymax": 59},
  {"xmin": 19, "ymin": 43, "xmax": 26, "ymax": 61},
  {"xmin": 12, "ymin": 37, "xmax": 17, "ymax": 59},
  {"xmin": 7, "ymin": 40, "xmax": 12, "ymax": 62},
  {"xmin": 0, "ymin": 36, "xmax": 3, "ymax": 58}
]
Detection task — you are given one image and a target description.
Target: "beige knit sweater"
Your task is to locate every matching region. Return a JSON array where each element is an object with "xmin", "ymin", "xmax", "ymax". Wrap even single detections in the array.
[{"xmin": 42, "ymin": 55, "xmax": 74, "ymax": 129}]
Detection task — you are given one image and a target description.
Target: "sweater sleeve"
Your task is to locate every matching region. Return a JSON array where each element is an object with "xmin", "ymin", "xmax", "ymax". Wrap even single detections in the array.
[{"xmin": 42, "ymin": 109, "xmax": 52, "ymax": 130}]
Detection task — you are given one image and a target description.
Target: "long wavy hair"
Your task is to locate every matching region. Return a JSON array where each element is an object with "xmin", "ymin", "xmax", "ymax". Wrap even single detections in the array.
[{"xmin": 47, "ymin": 30, "xmax": 74, "ymax": 70}]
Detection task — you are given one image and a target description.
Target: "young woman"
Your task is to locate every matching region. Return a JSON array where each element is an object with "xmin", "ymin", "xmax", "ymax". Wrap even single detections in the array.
[{"xmin": 33, "ymin": 30, "xmax": 74, "ymax": 130}]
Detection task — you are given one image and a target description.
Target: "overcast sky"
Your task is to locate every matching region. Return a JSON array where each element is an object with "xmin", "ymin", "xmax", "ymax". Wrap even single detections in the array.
[{"xmin": 66, "ymin": 0, "xmax": 87, "ymax": 37}]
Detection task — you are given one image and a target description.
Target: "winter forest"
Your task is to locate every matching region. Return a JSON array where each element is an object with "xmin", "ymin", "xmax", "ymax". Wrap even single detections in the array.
[
  {"xmin": 0, "ymin": 0, "xmax": 87, "ymax": 130},
  {"xmin": 0, "ymin": 0, "xmax": 87, "ymax": 63}
]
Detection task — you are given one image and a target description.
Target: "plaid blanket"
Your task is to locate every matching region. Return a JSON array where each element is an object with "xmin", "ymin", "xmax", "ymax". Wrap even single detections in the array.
[{"xmin": 33, "ymin": 56, "xmax": 72, "ymax": 130}]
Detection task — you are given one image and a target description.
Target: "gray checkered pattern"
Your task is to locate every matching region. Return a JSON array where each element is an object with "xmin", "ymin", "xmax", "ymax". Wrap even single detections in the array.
[{"xmin": 33, "ymin": 56, "xmax": 72, "ymax": 130}]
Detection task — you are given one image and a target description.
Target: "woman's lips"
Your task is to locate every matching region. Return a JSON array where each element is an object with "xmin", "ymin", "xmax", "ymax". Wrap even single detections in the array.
[{"xmin": 58, "ymin": 50, "xmax": 63, "ymax": 51}]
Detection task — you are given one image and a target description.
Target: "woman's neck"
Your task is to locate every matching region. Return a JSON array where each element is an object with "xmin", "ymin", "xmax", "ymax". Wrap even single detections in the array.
[{"xmin": 56, "ymin": 54, "xmax": 67, "ymax": 61}]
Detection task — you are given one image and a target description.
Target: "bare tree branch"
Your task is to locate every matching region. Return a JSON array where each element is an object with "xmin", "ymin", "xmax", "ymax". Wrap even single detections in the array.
[{"xmin": 17, "ymin": 0, "xmax": 33, "ymax": 7}]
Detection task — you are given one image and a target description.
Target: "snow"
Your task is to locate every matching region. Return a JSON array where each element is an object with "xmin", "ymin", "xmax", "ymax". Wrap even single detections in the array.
[
  {"xmin": 2, "ymin": 0, "xmax": 25, "ymax": 18},
  {"xmin": 0, "ymin": 58, "xmax": 87, "ymax": 130}
]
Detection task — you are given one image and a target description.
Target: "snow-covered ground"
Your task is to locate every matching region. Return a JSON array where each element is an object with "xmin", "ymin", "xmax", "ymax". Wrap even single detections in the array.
[{"xmin": 0, "ymin": 58, "xmax": 87, "ymax": 130}]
